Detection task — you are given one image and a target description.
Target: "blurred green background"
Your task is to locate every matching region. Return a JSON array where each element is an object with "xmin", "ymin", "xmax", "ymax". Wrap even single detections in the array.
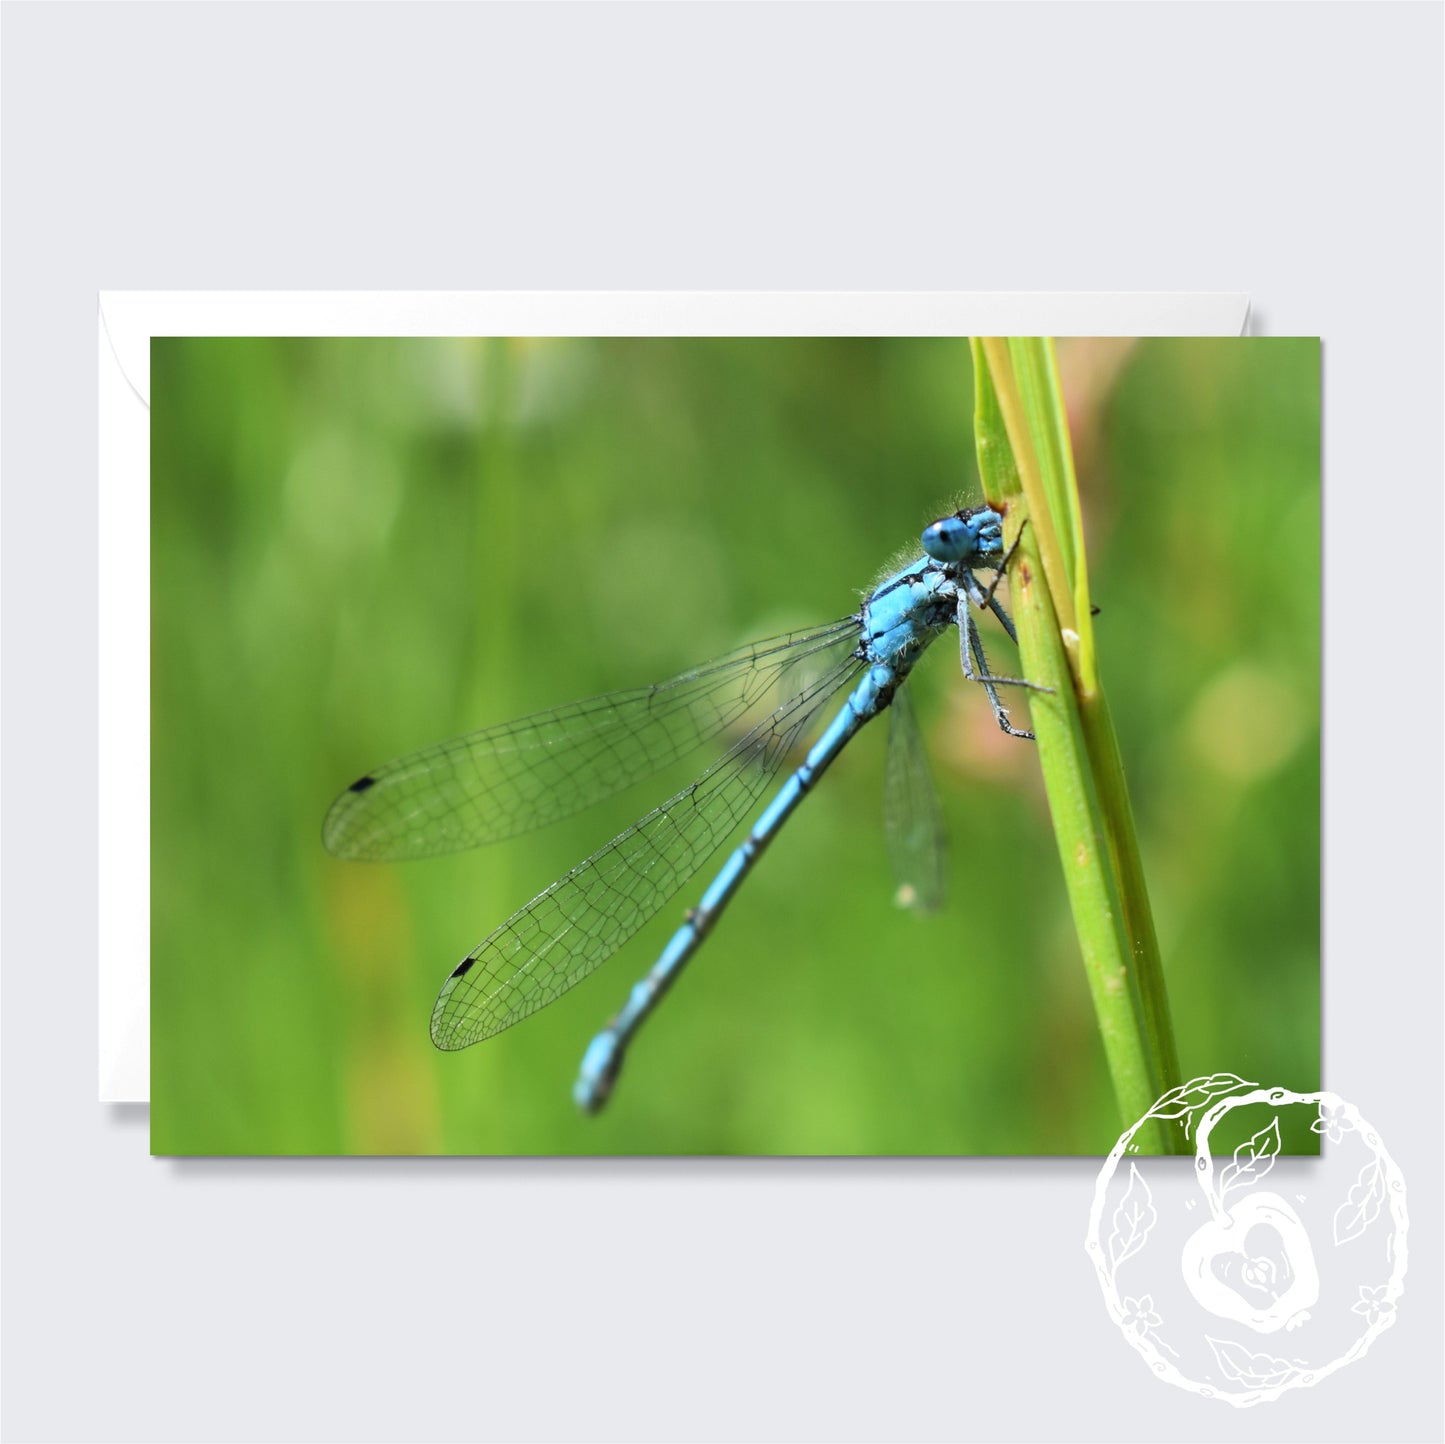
[{"xmin": 151, "ymin": 336, "xmax": 1319, "ymax": 1155}]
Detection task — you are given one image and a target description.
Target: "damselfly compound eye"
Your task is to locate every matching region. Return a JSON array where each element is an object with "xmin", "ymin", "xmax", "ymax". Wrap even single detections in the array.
[{"xmin": 921, "ymin": 514, "xmax": 972, "ymax": 562}]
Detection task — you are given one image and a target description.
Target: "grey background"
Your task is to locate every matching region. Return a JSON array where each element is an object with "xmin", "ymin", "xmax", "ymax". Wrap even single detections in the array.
[{"xmin": 3, "ymin": 3, "xmax": 1440, "ymax": 1441}]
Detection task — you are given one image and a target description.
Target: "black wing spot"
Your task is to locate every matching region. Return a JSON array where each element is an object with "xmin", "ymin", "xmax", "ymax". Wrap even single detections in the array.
[
  {"xmin": 451, "ymin": 956, "xmax": 476, "ymax": 979},
  {"xmin": 348, "ymin": 775, "xmax": 378, "ymax": 794}
]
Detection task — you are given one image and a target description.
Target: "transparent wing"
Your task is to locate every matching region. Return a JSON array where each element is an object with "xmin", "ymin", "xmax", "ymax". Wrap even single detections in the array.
[
  {"xmin": 431, "ymin": 643, "xmax": 866, "ymax": 1048},
  {"xmin": 323, "ymin": 618, "xmax": 859, "ymax": 861},
  {"xmin": 882, "ymin": 679, "xmax": 947, "ymax": 913}
]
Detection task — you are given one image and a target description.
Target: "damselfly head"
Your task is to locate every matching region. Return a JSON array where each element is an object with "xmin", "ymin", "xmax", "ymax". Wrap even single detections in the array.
[{"xmin": 920, "ymin": 505, "xmax": 1004, "ymax": 566}]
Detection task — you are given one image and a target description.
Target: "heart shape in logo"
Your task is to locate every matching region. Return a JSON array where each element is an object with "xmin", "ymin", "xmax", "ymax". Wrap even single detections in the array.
[{"xmin": 1180, "ymin": 1190, "xmax": 1319, "ymax": 1333}]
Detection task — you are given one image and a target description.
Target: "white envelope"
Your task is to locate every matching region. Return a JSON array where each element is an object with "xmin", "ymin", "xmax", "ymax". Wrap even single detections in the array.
[{"xmin": 99, "ymin": 290, "xmax": 1250, "ymax": 1102}]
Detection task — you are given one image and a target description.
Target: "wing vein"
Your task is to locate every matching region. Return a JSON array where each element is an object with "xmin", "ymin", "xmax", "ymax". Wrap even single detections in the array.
[
  {"xmin": 323, "ymin": 618, "xmax": 858, "ymax": 861},
  {"xmin": 431, "ymin": 647, "xmax": 866, "ymax": 1047}
]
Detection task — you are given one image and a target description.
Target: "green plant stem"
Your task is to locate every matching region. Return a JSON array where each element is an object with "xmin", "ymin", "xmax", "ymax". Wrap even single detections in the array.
[{"xmin": 972, "ymin": 339, "xmax": 1184, "ymax": 1154}]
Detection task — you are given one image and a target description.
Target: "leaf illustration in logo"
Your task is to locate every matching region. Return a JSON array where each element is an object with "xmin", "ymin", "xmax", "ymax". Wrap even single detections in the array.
[
  {"xmin": 1217, "ymin": 1118, "xmax": 1281, "ymax": 1211},
  {"xmin": 1149, "ymin": 1072, "xmax": 1254, "ymax": 1129},
  {"xmin": 1107, "ymin": 1161, "xmax": 1156, "ymax": 1279},
  {"xmin": 1333, "ymin": 1159, "xmax": 1386, "ymax": 1245},
  {"xmin": 1206, "ymin": 1335, "xmax": 1309, "ymax": 1389}
]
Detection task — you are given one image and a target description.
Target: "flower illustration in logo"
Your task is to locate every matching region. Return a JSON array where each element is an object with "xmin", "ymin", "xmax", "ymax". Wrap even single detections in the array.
[
  {"xmin": 1311, "ymin": 1103, "xmax": 1352, "ymax": 1144},
  {"xmin": 1120, "ymin": 1295, "xmax": 1163, "ymax": 1338},
  {"xmin": 1350, "ymin": 1284, "xmax": 1395, "ymax": 1328}
]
